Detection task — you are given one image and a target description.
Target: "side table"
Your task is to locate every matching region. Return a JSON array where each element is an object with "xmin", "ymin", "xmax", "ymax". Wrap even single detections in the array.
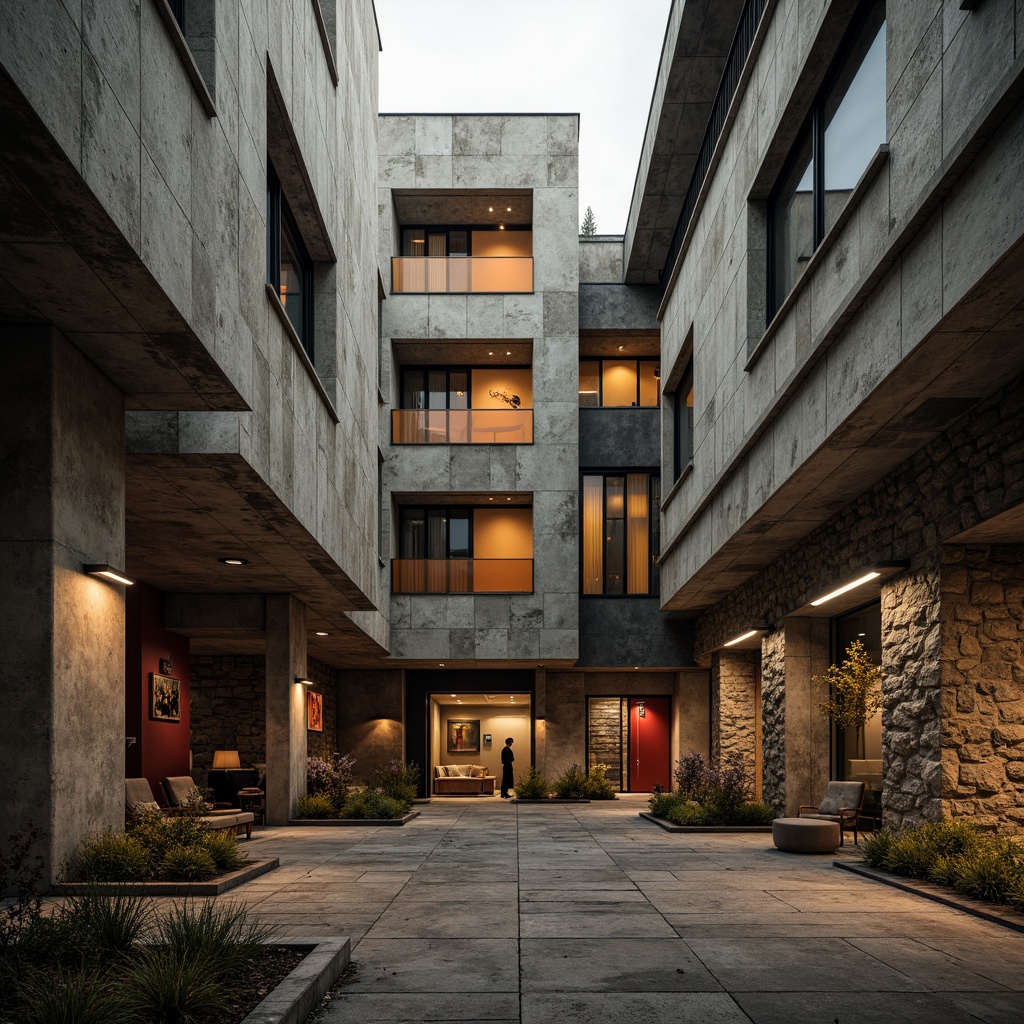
[{"xmin": 237, "ymin": 790, "xmax": 265, "ymax": 825}]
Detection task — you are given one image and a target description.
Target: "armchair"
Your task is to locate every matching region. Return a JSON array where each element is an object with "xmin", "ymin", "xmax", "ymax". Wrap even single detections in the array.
[{"xmin": 798, "ymin": 780, "xmax": 865, "ymax": 846}]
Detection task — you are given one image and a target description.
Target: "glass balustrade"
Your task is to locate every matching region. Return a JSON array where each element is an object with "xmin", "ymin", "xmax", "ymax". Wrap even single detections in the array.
[
  {"xmin": 391, "ymin": 256, "xmax": 533, "ymax": 294},
  {"xmin": 392, "ymin": 558, "xmax": 534, "ymax": 594},
  {"xmin": 392, "ymin": 408, "xmax": 533, "ymax": 444}
]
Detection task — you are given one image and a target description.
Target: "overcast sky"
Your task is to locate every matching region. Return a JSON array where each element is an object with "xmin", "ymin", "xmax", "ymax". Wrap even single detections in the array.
[{"xmin": 375, "ymin": 0, "xmax": 673, "ymax": 235}]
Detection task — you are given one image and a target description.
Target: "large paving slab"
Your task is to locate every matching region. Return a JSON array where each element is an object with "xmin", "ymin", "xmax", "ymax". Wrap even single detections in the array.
[{"xmin": 209, "ymin": 796, "xmax": 1024, "ymax": 1023}]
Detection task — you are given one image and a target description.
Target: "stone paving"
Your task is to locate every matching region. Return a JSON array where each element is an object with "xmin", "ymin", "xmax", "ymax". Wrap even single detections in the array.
[{"xmin": 228, "ymin": 796, "xmax": 1024, "ymax": 1023}]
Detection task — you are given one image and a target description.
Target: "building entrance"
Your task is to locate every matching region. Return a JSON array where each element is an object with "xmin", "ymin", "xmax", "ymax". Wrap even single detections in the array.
[{"xmin": 587, "ymin": 696, "xmax": 671, "ymax": 792}]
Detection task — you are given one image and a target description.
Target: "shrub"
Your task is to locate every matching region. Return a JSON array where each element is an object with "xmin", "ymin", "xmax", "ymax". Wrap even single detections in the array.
[
  {"xmin": 862, "ymin": 828, "xmax": 894, "ymax": 869},
  {"xmin": 307, "ymin": 753, "xmax": 356, "ymax": 803},
  {"xmin": 122, "ymin": 950, "xmax": 229, "ymax": 1024},
  {"xmin": 673, "ymin": 751, "xmax": 709, "ymax": 803},
  {"xmin": 16, "ymin": 968, "xmax": 132, "ymax": 1024},
  {"xmin": 648, "ymin": 791, "xmax": 679, "ymax": 819},
  {"xmin": 340, "ymin": 790, "xmax": 407, "ymax": 820},
  {"xmin": 706, "ymin": 753, "xmax": 752, "ymax": 822},
  {"xmin": 76, "ymin": 832, "xmax": 151, "ymax": 883},
  {"xmin": 158, "ymin": 845, "xmax": 217, "ymax": 882},
  {"xmin": 372, "ymin": 759, "xmax": 419, "ymax": 807},
  {"xmin": 62, "ymin": 889, "xmax": 150, "ymax": 962},
  {"xmin": 666, "ymin": 801, "xmax": 711, "ymax": 827},
  {"xmin": 584, "ymin": 763, "xmax": 616, "ymax": 800},
  {"xmin": 552, "ymin": 763, "xmax": 589, "ymax": 799},
  {"xmin": 0, "ymin": 824, "xmax": 46, "ymax": 949},
  {"xmin": 513, "ymin": 765, "xmax": 549, "ymax": 799},
  {"xmin": 296, "ymin": 793, "xmax": 337, "ymax": 819},
  {"xmin": 733, "ymin": 801, "xmax": 776, "ymax": 826},
  {"xmin": 157, "ymin": 900, "xmax": 272, "ymax": 978},
  {"xmin": 954, "ymin": 849, "xmax": 1018, "ymax": 904},
  {"xmin": 201, "ymin": 830, "xmax": 246, "ymax": 873}
]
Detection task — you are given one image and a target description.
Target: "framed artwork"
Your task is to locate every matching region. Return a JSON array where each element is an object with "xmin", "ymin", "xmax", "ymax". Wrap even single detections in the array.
[
  {"xmin": 149, "ymin": 674, "xmax": 181, "ymax": 722},
  {"xmin": 307, "ymin": 690, "xmax": 323, "ymax": 732},
  {"xmin": 447, "ymin": 719, "xmax": 480, "ymax": 754}
]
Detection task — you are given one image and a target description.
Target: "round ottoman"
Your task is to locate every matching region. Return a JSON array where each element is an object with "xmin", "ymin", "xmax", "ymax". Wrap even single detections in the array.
[{"xmin": 772, "ymin": 817, "xmax": 840, "ymax": 853}]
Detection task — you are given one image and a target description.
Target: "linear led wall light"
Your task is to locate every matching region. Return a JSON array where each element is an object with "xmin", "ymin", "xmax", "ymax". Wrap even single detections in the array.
[
  {"xmin": 724, "ymin": 629, "xmax": 759, "ymax": 647},
  {"xmin": 295, "ymin": 676, "xmax": 314, "ymax": 686},
  {"xmin": 810, "ymin": 571, "xmax": 881, "ymax": 606},
  {"xmin": 84, "ymin": 563, "xmax": 134, "ymax": 586}
]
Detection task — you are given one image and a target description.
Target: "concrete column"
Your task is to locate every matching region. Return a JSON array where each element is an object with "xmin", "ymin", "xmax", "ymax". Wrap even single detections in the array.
[
  {"xmin": 0, "ymin": 327, "xmax": 125, "ymax": 884},
  {"xmin": 675, "ymin": 669, "xmax": 711, "ymax": 765},
  {"xmin": 265, "ymin": 595, "xmax": 307, "ymax": 824}
]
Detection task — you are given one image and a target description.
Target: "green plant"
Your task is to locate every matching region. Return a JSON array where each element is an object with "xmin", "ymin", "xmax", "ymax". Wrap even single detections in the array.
[
  {"xmin": 122, "ymin": 950, "xmax": 229, "ymax": 1024},
  {"xmin": 552, "ymin": 763, "xmax": 589, "ymax": 798},
  {"xmin": 372, "ymin": 759, "xmax": 419, "ymax": 807},
  {"xmin": 62, "ymin": 889, "xmax": 150, "ymax": 963},
  {"xmin": 0, "ymin": 824, "xmax": 46, "ymax": 950},
  {"xmin": 15, "ymin": 967, "xmax": 132, "ymax": 1024},
  {"xmin": 733, "ymin": 801, "xmax": 776, "ymax": 825},
  {"xmin": 584, "ymin": 763, "xmax": 616, "ymax": 800},
  {"xmin": 862, "ymin": 828, "xmax": 894, "ymax": 868},
  {"xmin": 513, "ymin": 765, "xmax": 549, "ymax": 799},
  {"xmin": 813, "ymin": 638, "xmax": 883, "ymax": 731},
  {"xmin": 296, "ymin": 793, "xmax": 337, "ymax": 818},
  {"xmin": 157, "ymin": 900, "xmax": 272, "ymax": 979},
  {"xmin": 648, "ymin": 791, "xmax": 679, "ymax": 819},
  {"xmin": 307, "ymin": 753, "xmax": 356, "ymax": 804},
  {"xmin": 158, "ymin": 845, "xmax": 217, "ymax": 882},
  {"xmin": 201, "ymin": 830, "xmax": 246, "ymax": 873},
  {"xmin": 76, "ymin": 832, "xmax": 151, "ymax": 883},
  {"xmin": 666, "ymin": 801, "xmax": 711, "ymax": 827},
  {"xmin": 341, "ymin": 790, "xmax": 407, "ymax": 820},
  {"xmin": 954, "ymin": 849, "xmax": 1017, "ymax": 903}
]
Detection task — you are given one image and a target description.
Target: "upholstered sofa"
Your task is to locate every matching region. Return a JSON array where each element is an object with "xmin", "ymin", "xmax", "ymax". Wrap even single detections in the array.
[
  {"xmin": 433, "ymin": 764, "xmax": 496, "ymax": 795},
  {"xmin": 125, "ymin": 778, "xmax": 254, "ymax": 839}
]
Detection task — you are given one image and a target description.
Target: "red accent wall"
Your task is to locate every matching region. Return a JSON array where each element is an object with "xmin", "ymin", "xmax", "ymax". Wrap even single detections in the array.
[{"xmin": 125, "ymin": 582, "xmax": 191, "ymax": 803}]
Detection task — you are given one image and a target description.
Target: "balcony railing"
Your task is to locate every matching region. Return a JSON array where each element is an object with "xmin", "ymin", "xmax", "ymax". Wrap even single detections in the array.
[
  {"xmin": 391, "ymin": 256, "xmax": 533, "ymax": 294},
  {"xmin": 392, "ymin": 558, "xmax": 534, "ymax": 594},
  {"xmin": 392, "ymin": 409, "xmax": 533, "ymax": 444}
]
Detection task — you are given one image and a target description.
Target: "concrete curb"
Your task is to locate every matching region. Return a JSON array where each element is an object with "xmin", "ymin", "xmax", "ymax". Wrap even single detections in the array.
[
  {"xmin": 288, "ymin": 811, "xmax": 420, "ymax": 827},
  {"xmin": 241, "ymin": 937, "xmax": 350, "ymax": 1024},
  {"xmin": 51, "ymin": 858, "xmax": 279, "ymax": 896},
  {"xmin": 833, "ymin": 859, "xmax": 1024, "ymax": 934},
  {"xmin": 515, "ymin": 798, "xmax": 592, "ymax": 804},
  {"xmin": 639, "ymin": 813, "xmax": 773, "ymax": 833}
]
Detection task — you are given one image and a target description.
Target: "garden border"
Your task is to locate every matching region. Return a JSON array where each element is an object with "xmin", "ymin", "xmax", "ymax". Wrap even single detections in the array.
[
  {"xmin": 640, "ymin": 813, "xmax": 772, "ymax": 833},
  {"xmin": 51, "ymin": 857, "xmax": 279, "ymax": 896},
  {"xmin": 241, "ymin": 936, "xmax": 350, "ymax": 1024},
  {"xmin": 288, "ymin": 811, "xmax": 420, "ymax": 827},
  {"xmin": 834, "ymin": 859, "xmax": 1024, "ymax": 935}
]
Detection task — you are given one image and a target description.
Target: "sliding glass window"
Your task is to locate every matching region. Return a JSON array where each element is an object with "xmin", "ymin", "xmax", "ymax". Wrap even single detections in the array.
[
  {"xmin": 578, "ymin": 359, "xmax": 660, "ymax": 407},
  {"xmin": 267, "ymin": 160, "xmax": 314, "ymax": 360},
  {"xmin": 582, "ymin": 473, "xmax": 660, "ymax": 595}
]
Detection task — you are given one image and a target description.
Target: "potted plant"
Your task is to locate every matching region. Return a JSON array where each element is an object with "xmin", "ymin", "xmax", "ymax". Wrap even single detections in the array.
[{"xmin": 812, "ymin": 638, "xmax": 883, "ymax": 757}]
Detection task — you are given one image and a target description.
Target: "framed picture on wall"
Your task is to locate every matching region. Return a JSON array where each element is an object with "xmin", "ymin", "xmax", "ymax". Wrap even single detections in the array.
[
  {"xmin": 149, "ymin": 674, "xmax": 180, "ymax": 722},
  {"xmin": 447, "ymin": 719, "xmax": 480, "ymax": 754},
  {"xmin": 307, "ymin": 690, "xmax": 323, "ymax": 732}
]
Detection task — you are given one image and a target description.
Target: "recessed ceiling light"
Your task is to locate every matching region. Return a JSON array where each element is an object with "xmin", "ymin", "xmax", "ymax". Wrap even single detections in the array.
[
  {"xmin": 618, "ymin": 345, "xmax": 625, "ymax": 351},
  {"xmin": 488, "ymin": 497, "xmax": 494, "ymax": 501},
  {"xmin": 439, "ymin": 663, "xmax": 445, "ymax": 667},
  {"xmin": 219, "ymin": 557, "xmax": 248, "ymax": 566},
  {"xmin": 506, "ymin": 207, "xmax": 511, "ymax": 212},
  {"xmin": 506, "ymin": 497, "xmax": 511, "ymax": 501},
  {"xmin": 489, "ymin": 206, "xmax": 494, "ymax": 212},
  {"xmin": 451, "ymin": 693, "xmax": 456, "ymax": 697},
  {"xmin": 488, "ymin": 351, "xmax": 494, "ymax": 356},
  {"xmin": 314, "ymin": 630, "xmax": 329, "ymax": 637},
  {"xmin": 506, "ymin": 351, "xmax": 511, "ymax": 355}
]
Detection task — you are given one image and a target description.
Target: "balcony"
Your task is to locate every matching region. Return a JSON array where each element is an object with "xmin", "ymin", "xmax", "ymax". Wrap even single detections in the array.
[
  {"xmin": 391, "ymin": 256, "xmax": 533, "ymax": 294},
  {"xmin": 392, "ymin": 558, "xmax": 534, "ymax": 594},
  {"xmin": 392, "ymin": 408, "xmax": 533, "ymax": 444}
]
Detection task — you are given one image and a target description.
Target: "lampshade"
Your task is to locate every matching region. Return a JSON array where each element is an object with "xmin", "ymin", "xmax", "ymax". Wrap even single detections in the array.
[{"xmin": 212, "ymin": 750, "xmax": 241, "ymax": 769}]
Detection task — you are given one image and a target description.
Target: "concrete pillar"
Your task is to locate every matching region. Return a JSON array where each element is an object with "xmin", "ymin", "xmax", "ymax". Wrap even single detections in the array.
[
  {"xmin": 675, "ymin": 669, "xmax": 711, "ymax": 767},
  {"xmin": 265, "ymin": 595, "xmax": 307, "ymax": 824},
  {"xmin": 0, "ymin": 327, "xmax": 125, "ymax": 885}
]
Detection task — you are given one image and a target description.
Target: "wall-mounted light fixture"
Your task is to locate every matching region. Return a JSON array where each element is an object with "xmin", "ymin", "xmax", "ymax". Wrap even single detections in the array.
[
  {"xmin": 84, "ymin": 563, "xmax": 134, "ymax": 586},
  {"xmin": 810, "ymin": 571, "xmax": 881, "ymax": 606},
  {"xmin": 314, "ymin": 630, "xmax": 329, "ymax": 637},
  {"xmin": 295, "ymin": 676, "xmax": 314, "ymax": 686},
  {"xmin": 218, "ymin": 557, "xmax": 249, "ymax": 566},
  {"xmin": 724, "ymin": 629, "xmax": 765, "ymax": 647}
]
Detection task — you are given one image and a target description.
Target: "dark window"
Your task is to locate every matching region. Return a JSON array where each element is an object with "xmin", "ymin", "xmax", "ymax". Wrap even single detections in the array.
[
  {"xmin": 673, "ymin": 362, "xmax": 694, "ymax": 480},
  {"xmin": 768, "ymin": 1, "xmax": 886, "ymax": 317},
  {"xmin": 582, "ymin": 472, "xmax": 660, "ymax": 595},
  {"xmin": 578, "ymin": 358, "xmax": 660, "ymax": 407},
  {"xmin": 267, "ymin": 161, "xmax": 314, "ymax": 360},
  {"xmin": 169, "ymin": 0, "xmax": 185, "ymax": 31}
]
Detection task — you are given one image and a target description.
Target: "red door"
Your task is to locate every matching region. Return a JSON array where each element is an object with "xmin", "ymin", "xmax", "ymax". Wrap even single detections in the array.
[{"xmin": 628, "ymin": 697, "xmax": 670, "ymax": 792}]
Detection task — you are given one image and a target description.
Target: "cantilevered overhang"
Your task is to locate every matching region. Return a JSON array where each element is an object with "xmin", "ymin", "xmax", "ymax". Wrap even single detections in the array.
[{"xmin": 623, "ymin": 0, "xmax": 746, "ymax": 285}]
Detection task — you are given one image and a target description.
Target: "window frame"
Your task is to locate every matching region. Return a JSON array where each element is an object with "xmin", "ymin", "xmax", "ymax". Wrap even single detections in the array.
[
  {"xmin": 766, "ymin": 0, "xmax": 886, "ymax": 320},
  {"xmin": 399, "ymin": 224, "xmax": 533, "ymax": 257},
  {"xmin": 578, "ymin": 358, "xmax": 661, "ymax": 408},
  {"xmin": 672, "ymin": 360, "xmax": 694, "ymax": 481}
]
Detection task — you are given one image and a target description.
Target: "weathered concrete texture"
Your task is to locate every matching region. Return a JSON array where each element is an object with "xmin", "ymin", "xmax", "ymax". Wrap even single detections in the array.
[
  {"xmin": 578, "ymin": 284, "xmax": 662, "ymax": 332},
  {"xmin": 336, "ymin": 669, "xmax": 405, "ymax": 782},
  {"xmin": 760, "ymin": 630, "xmax": 786, "ymax": 814},
  {"xmin": 0, "ymin": 328, "xmax": 125, "ymax": 884},
  {"xmin": 579, "ymin": 408, "xmax": 661, "ymax": 468},
  {"xmin": 711, "ymin": 651, "xmax": 757, "ymax": 782},
  {"xmin": 578, "ymin": 598, "xmax": 692, "ymax": 669},
  {"xmin": 882, "ymin": 562, "xmax": 943, "ymax": 828},
  {"xmin": 939, "ymin": 545, "xmax": 1024, "ymax": 828},
  {"xmin": 578, "ymin": 237, "xmax": 624, "ymax": 284},
  {"xmin": 543, "ymin": 672, "xmax": 586, "ymax": 780},
  {"xmin": 265, "ymin": 596, "xmax": 307, "ymax": 824}
]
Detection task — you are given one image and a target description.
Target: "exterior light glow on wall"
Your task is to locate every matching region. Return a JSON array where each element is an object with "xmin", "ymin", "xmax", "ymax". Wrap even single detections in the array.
[
  {"xmin": 84, "ymin": 564, "xmax": 134, "ymax": 586},
  {"xmin": 724, "ymin": 629, "xmax": 759, "ymax": 647},
  {"xmin": 810, "ymin": 571, "xmax": 881, "ymax": 606}
]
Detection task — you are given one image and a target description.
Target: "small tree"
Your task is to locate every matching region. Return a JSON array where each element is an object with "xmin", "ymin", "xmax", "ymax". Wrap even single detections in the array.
[
  {"xmin": 813, "ymin": 639, "xmax": 883, "ymax": 732},
  {"xmin": 580, "ymin": 205, "xmax": 597, "ymax": 236}
]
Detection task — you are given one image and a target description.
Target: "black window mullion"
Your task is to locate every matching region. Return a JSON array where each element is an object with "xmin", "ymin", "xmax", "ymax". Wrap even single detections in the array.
[{"xmin": 812, "ymin": 106, "xmax": 825, "ymax": 248}]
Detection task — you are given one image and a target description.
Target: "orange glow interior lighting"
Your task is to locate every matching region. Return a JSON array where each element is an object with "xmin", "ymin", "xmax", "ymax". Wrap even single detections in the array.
[
  {"xmin": 84, "ymin": 564, "xmax": 134, "ymax": 586},
  {"xmin": 811, "ymin": 571, "xmax": 881, "ymax": 606}
]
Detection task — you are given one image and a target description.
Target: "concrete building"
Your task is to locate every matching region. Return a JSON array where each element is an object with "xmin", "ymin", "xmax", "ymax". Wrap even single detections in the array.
[{"xmin": 4, "ymin": 0, "xmax": 1023, "ymax": 885}]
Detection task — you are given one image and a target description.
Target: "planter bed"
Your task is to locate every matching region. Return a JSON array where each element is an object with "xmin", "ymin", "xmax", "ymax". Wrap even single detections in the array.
[
  {"xmin": 288, "ymin": 811, "xmax": 419, "ymax": 827},
  {"xmin": 834, "ymin": 859, "xmax": 1024, "ymax": 935},
  {"xmin": 51, "ymin": 857, "xmax": 279, "ymax": 896},
  {"xmin": 515, "ymin": 798, "xmax": 591, "ymax": 804},
  {"xmin": 640, "ymin": 813, "xmax": 772, "ymax": 833}
]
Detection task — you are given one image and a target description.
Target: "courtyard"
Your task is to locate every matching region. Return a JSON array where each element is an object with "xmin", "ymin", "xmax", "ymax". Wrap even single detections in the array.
[{"xmin": 221, "ymin": 797, "xmax": 1024, "ymax": 1024}]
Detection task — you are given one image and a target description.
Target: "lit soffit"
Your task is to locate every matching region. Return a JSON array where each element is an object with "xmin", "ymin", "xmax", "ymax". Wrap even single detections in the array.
[{"xmin": 790, "ymin": 561, "xmax": 909, "ymax": 617}]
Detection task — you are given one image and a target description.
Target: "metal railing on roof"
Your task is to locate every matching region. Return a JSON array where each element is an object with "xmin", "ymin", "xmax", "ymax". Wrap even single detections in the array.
[{"xmin": 660, "ymin": 0, "xmax": 768, "ymax": 296}]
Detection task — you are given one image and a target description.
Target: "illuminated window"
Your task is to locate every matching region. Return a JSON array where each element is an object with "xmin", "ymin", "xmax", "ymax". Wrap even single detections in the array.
[
  {"xmin": 582, "ymin": 473, "xmax": 660, "ymax": 595},
  {"xmin": 578, "ymin": 359, "xmax": 660, "ymax": 407},
  {"xmin": 267, "ymin": 161, "xmax": 314, "ymax": 360}
]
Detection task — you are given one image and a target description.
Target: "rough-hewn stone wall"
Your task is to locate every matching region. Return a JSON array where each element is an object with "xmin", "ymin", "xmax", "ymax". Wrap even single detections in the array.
[
  {"xmin": 588, "ymin": 697, "xmax": 623, "ymax": 788},
  {"xmin": 761, "ymin": 631, "xmax": 786, "ymax": 814},
  {"xmin": 305, "ymin": 658, "xmax": 340, "ymax": 761},
  {"xmin": 189, "ymin": 655, "xmax": 266, "ymax": 775},
  {"xmin": 881, "ymin": 561, "xmax": 943, "ymax": 827},
  {"xmin": 940, "ymin": 545, "xmax": 1024, "ymax": 827},
  {"xmin": 711, "ymin": 651, "xmax": 757, "ymax": 780}
]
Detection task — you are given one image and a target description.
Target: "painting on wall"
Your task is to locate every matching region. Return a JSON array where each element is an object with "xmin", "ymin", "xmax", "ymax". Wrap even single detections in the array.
[
  {"xmin": 149, "ymin": 674, "xmax": 181, "ymax": 722},
  {"xmin": 446, "ymin": 719, "xmax": 480, "ymax": 754},
  {"xmin": 307, "ymin": 691, "xmax": 323, "ymax": 732}
]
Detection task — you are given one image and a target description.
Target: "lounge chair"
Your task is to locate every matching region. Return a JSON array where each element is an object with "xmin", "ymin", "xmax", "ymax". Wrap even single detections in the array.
[
  {"xmin": 124, "ymin": 778, "xmax": 254, "ymax": 839},
  {"xmin": 798, "ymin": 780, "xmax": 865, "ymax": 846}
]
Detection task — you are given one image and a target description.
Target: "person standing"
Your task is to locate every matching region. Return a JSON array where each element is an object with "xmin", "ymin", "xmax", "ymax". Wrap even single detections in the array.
[{"xmin": 500, "ymin": 737, "xmax": 515, "ymax": 798}]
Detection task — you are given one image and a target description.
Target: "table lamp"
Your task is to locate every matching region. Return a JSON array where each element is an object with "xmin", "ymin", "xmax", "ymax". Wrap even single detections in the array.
[{"xmin": 211, "ymin": 750, "xmax": 241, "ymax": 769}]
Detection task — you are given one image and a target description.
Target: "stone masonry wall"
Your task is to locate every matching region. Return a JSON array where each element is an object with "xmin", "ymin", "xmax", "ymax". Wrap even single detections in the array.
[
  {"xmin": 711, "ymin": 651, "xmax": 757, "ymax": 781},
  {"xmin": 760, "ymin": 630, "xmax": 786, "ymax": 814},
  {"xmin": 189, "ymin": 655, "xmax": 266, "ymax": 775},
  {"xmin": 940, "ymin": 545, "xmax": 1024, "ymax": 827},
  {"xmin": 881, "ymin": 561, "xmax": 943, "ymax": 827},
  {"xmin": 305, "ymin": 658, "xmax": 340, "ymax": 762},
  {"xmin": 588, "ymin": 697, "xmax": 623, "ymax": 789}
]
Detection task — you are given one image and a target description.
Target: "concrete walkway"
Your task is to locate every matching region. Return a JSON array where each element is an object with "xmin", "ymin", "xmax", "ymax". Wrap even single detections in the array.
[{"xmin": 232, "ymin": 796, "xmax": 1024, "ymax": 1023}]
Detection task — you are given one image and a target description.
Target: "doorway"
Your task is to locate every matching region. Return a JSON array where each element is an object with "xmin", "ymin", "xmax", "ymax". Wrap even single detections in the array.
[{"xmin": 587, "ymin": 696, "xmax": 671, "ymax": 792}]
